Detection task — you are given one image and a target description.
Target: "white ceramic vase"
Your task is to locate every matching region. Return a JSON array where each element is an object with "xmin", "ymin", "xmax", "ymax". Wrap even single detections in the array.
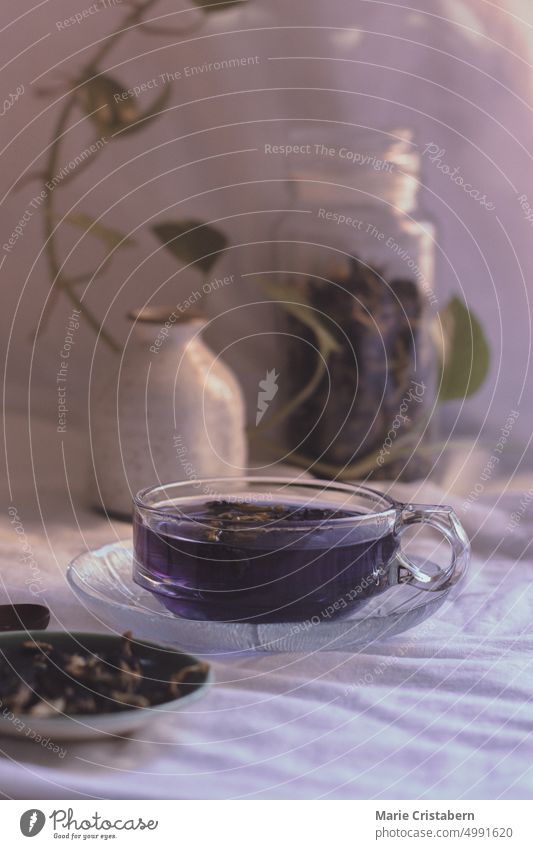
[{"xmin": 90, "ymin": 308, "xmax": 247, "ymax": 517}]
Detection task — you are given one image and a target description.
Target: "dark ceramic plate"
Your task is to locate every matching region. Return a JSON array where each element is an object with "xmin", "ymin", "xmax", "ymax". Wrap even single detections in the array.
[{"xmin": 0, "ymin": 630, "xmax": 212, "ymax": 740}]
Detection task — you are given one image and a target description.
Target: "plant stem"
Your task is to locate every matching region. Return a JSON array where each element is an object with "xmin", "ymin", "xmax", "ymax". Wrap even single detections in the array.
[
  {"xmin": 249, "ymin": 353, "xmax": 328, "ymax": 438},
  {"xmin": 35, "ymin": 0, "xmax": 163, "ymax": 350}
]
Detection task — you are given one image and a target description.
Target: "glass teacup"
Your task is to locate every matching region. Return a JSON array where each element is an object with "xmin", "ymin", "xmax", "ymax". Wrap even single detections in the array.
[{"xmin": 132, "ymin": 477, "xmax": 469, "ymax": 623}]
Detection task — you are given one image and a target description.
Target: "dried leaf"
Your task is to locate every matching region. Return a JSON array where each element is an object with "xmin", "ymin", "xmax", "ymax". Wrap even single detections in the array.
[
  {"xmin": 64, "ymin": 654, "xmax": 87, "ymax": 677},
  {"xmin": 110, "ymin": 691, "xmax": 150, "ymax": 708},
  {"xmin": 28, "ymin": 697, "xmax": 66, "ymax": 717},
  {"xmin": 169, "ymin": 662, "xmax": 211, "ymax": 697},
  {"xmin": 21, "ymin": 641, "xmax": 53, "ymax": 653},
  {"xmin": 6, "ymin": 683, "xmax": 33, "ymax": 712},
  {"xmin": 0, "ymin": 633, "xmax": 209, "ymax": 716},
  {"xmin": 152, "ymin": 220, "xmax": 228, "ymax": 274}
]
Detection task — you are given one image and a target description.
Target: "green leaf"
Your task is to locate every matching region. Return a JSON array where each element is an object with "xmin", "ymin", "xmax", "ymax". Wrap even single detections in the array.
[
  {"xmin": 58, "ymin": 212, "xmax": 135, "ymax": 251},
  {"xmin": 77, "ymin": 74, "xmax": 171, "ymax": 137},
  {"xmin": 152, "ymin": 220, "xmax": 228, "ymax": 274},
  {"xmin": 436, "ymin": 296, "xmax": 490, "ymax": 401},
  {"xmin": 192, "ymin": 0, "xmax": 247, "ymax": 12}
]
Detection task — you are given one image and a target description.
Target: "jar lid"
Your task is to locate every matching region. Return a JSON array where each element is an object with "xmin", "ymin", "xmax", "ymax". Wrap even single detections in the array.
[{"xmin": 283, "ymin": 124, "xmax": 420, "ymax": 211}]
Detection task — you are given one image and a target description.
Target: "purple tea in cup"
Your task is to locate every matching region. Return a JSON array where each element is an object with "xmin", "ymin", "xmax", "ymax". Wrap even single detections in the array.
[
  {"xmin": 132, "ymin": 478, "xmax": 469, "ymax": 624},
  {"xmin": 133, "ymin": 497, "xmax": 396, "ymax": 623}
]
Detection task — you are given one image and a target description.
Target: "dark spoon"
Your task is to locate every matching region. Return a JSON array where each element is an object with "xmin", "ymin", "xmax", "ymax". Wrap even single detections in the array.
[{"xmin": 0, "ymin": 604, "xmax": 50, "ymax": 632}]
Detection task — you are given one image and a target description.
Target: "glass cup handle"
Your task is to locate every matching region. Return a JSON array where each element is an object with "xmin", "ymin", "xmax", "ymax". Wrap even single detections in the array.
[{"xmin": 393, "ymin": 503, "xmax": 470, "ymax": 591}]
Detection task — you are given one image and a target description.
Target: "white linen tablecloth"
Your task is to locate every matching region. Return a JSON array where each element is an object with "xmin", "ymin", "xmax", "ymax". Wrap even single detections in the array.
[{"xmin": 0, "ymin": 416, "xmax": 532, "ymax": 799}]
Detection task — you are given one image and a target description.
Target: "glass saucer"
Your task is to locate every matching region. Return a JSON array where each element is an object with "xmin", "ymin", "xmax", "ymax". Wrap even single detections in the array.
[{"xmin": 67, "ymin": 540, "xmax": 457, "ymax": 656}]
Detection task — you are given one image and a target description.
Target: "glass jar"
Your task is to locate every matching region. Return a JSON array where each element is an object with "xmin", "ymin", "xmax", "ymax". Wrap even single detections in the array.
[{"xmin": 274, "ymin": 126, "xmax": 437, "ymax": 481}]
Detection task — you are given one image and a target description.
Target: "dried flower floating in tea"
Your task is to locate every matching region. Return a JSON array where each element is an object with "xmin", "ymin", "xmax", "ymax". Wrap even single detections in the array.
[{"xmin": 188, "ymin": 499, "xmax": 354, "ymax": 543}]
